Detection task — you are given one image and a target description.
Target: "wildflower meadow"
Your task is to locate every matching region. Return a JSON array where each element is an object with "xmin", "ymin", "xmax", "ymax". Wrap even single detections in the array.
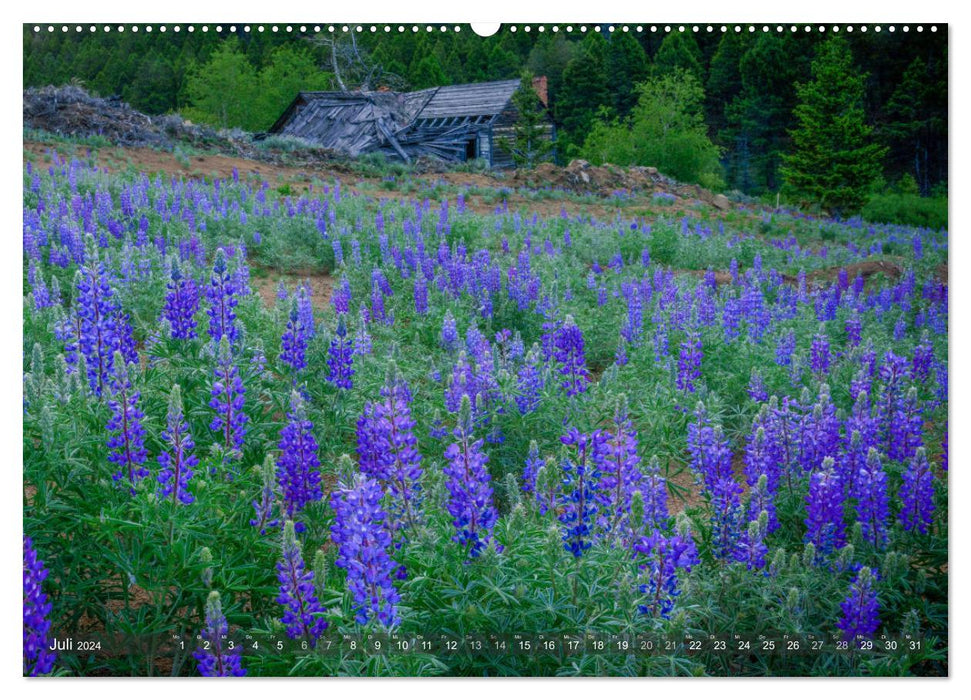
[{"xmin": 22, "ymin": 148, "xmax": 947, "ymax": 677}]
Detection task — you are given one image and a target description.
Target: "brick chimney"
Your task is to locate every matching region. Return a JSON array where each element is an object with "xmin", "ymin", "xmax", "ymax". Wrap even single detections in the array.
[{"xmin": 531, "ymin": 75, "xmax": 549, "ymax": 107}]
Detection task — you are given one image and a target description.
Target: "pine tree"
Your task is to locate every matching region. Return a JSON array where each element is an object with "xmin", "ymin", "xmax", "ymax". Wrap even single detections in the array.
[
  {"xmin": 607, "ymin": 31, "xmax": 648, "ymax": 118},
  {"xmin": 487, "ymin": 44, "xmax": 520, "ymax": 80},
  {"xmin": 409, "ymin": 53, "xmax": 447, "ymax": 90},
  {"xmin": 652, "ymin": 32, "xmax": 704, "ymax": 83},
  {"xmin": 723, "ymin": 33, "xmax": 812, "ymax": 194},
  {"xmin": 503, "ymin": 71, "xmax": 553, "ymax": 168},
  {"xmin": 883, "ymin": 56, "xmax": 948, "ymax": 195},
  {"xmin": 556, "ymin": 31, "xmax": 610, "ymax": 155},
  {"xmin": 781, "ymin": 37, "xmax": 888, "ymax": 214}
]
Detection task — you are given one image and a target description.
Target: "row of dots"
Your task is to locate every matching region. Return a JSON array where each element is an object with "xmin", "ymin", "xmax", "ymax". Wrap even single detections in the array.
[{"xmin": 32, "ymin": 24, "xmax": 939, "ymax": 34}]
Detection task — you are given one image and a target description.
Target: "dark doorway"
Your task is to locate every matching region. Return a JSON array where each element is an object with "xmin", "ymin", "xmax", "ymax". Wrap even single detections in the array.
[{"xmin": 465, "ymin": 138, "xmax": 477, "ymax": 161}]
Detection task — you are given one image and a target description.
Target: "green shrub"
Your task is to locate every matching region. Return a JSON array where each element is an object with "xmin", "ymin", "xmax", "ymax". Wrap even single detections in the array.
[{"xmin": 862, "ymin": 193, "xmax": 948, "ymax": 230}]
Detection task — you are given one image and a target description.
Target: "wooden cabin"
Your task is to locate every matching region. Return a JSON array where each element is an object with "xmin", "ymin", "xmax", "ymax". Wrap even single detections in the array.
[{"xmin": 267, "ymin": 78, "xmax": 554, "ymax": 168}]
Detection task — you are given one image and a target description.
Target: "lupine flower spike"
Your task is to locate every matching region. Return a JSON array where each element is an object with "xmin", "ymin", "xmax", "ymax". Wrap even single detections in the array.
[
  {"xmin": 276, "ymin": 521, "xmax": 328, "ymax": 645},
  {"xmin": 23, "ymin": 536, "xmax": 56, "ymax": 676},
  {"xmin": 194, "ymin": 591, "xmax": 246, "ymax": 676}
]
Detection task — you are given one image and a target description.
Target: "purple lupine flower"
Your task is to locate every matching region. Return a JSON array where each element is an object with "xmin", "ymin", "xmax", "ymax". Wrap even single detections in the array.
[
  {"xmin": 596, "ymin": 395, "xmax": 642, "ymax": 534},
  {"xmin": 775, "ymin": 329, "xmax": 796, "ymax": 366},
  {"xmin": 710, "ymin": 475, "xmax": 744, "ymax": 561},
  {"xmin": 326, "ymin": 315, "xmax": 355, "ymax": 390},
  {"xmin": 444, "ymin": 351, "xmax": 476, "ymax": 415},
  {"xmin": 429, "ymin": 410, "xmax": 448, "ymax": 440},
  {"xmin": 633, "ymin": 527, "xmax": 699, "ymax": 618},
  {"xmin": 615, "ymin": 337, "xmax": 629, "ymax": 366},
  {"xmin": 29, "ymin": 260, "xmax": 52, "ymax": 310},
  {"xmin": 559, "ymin": 427, "xmax": 604, "ymax": 557},
  {"xmin": 206, "ymin": 249, "xmax": 239, "ymax": 345},
  {"xmin": 440, "ymin": 310, "xmax": 459, "ymax": 352},
  {"xmin": 888, "ymin": 386, "xmax": 924, "ymax": 462},
  {"xmin": 845, "ymin": 313, "xmax": 862, "ymax": 348},
  {"xmin": 194, "ymin": 591, "xmax": 246, "ymax": 676},
  {"xmin": 296, "ymin": 283, "xmax": 315, "ymax": 339},
  {"xmin": 810, "ymin": 330, "xmax": 831, "ymax": 376},
  {"xmin": 804, "ymin": 458, "xmax": 846, "ymax": 557},
  {"xmin": 331, "ymin": 274, "xmax": 351, "ymax": 315},
  {"xmin": 353, "ymin": 304, "xmax": 372, "ymax": 356},
  {"xmin": 748, "ymin": 369, "xmax": 769, "ymax": 402},
  {"xmin": 106, "ymin": 352, "xmax": 149, "ymax": 492},
  {"xmin": 553, "ymin": 315, "xmax": 588, "ymax": 397},
  {"xmin": 370, "ymin": 283, "xmax": 388, "ymax": 325},
  {"xmin": 358, "ymin": 372, "xmax": 424, "ymax": 532},
  {"xmin": 845, "ymin": 391, "xmax": 878, "ymax": 457},
  {"xmin": 798, "ymin": 386, "xmax": 841, "ymax": 472},
  {"xmin": 74, "ymin": 244, "xmax": 122, "ymax": 396},
  {"xmin": 639, "ymin": 455, "xmax": 669, "ymax": 529},
  {"xmin": 208, "ymin": 337, "xmax": 248, "ymax": 456},
  {"xmin": 893, "ymin": 316, "xmax": 907, "ymax": 341},
  {"xmin": 514, "ymin": 345, "xmax": 543, "ymax": 415},
  {"xmin": 733, "ymin": 511, "xmax": 769, "ymax": 571},
  {"xmin": 899, "ymin": 447, "xmax": 935, "ymax": 534},
  {"xmin": 250, "ymin": 455, "xmax": 279, "ymax": 535},
  {"xmin": 157, "ymin": 384, "xmax": 197, "ymax": 505},
  {"xmin": 838, "ymin": 429, "xmax": 869, "ymax": 499},
  {"xmin": 676, "ymin": 332, "xmax": 702, "ymax": 393},
  {"xmin": 521, "ymin": 440, "xmax": 542, "ymax": 495},
  {"xmin": 912, "ymin": 332, "xmax": 934, "ymax": 382},
  {"xmin": 854, "ymin": 447, "xmax": 889, "ymax": 548},
  {"xmin": 276, "ymin": 390, "xmax": 322, "ymax": 530},
  {"xmin": 875, "ymin": 351, "xmax": 909, "ymax": 453},
  {"xmin": 836, "ymin": 567, "xmax": 881, "ymax": 642},
  {"xmin": 276, "ymin": 521, "xmax": 328, "ymax": 644},
  {"xmin": 280, "ymin": 297, "xmax": 309, "ymax": 373},
  {"xmin": 330, "ymin": 472, "xmax": 402, "ymax": 626},
  {"xmin": 443, "ymin": 397, "xmax": 498, "ymax": 558},
  {"xmin": 744, "ymin": 427, "xmax": 780, "ymax": 532},
  {"xmin": 23, "ymin": 536, "xmax": 56, "ymax": 676},
  {"xmin": 849, "ymin": 369, "xmax": 871, "ymax": 401},
  {"xmin": 722, "ymin": 297, "xmax": 741, "ymax": 343},
  {"xmin": 413, "ymin": 275, "xmax": 428, "ymax": 315},
  {"xmin": 162, "ymin": 258, "xmax": 200, "ymax": 340},
  {"xmin": 686, "ymin": 405, "xmax": 734, "ymax": 495}
]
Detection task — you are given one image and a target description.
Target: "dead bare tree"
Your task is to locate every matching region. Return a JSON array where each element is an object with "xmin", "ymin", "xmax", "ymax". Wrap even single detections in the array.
[{"xmin": 311, "ymin": 33, "xmax": 406, "ymax": 93}]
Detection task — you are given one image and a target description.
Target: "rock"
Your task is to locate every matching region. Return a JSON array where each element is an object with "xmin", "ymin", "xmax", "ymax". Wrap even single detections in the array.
[{"xmin": 712, "ymin": 194, "xmax": 731, "ymax": 211}]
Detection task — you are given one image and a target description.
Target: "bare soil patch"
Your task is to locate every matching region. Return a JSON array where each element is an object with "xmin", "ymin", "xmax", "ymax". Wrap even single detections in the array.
[{"xmin": 252, "ymin": 268, "xmax": 334, "ymax": 312}]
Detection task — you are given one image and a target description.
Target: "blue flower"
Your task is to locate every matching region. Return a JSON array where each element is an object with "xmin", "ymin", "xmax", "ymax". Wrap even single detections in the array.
[
  {"xmin": 276, "ymin": 522, "xmax": 328, "ymax": 643},
  {"xmin": 558, "ymin": 427, "xmax": 604, "ymax": 557},
  {"xmin": 330, "ymin": 473, "xmax": 402, "ymax": 626},
  {"xmin": 157, "ymin": 385, "xmax": 197, "ymax": 505},
  {"xmin": 836, "ymin": 567, "xmax": 880, "ymax": 641},
  {"xmin": 443, "ymin": 397, "xmax": 498, "ymax": 558},
  {"xmin": 326, "ymin": 315, "xmax": 355, "ymax": 390},
  {"xmin": 106, "ymin": 353, "xmax": 149, "ymax": 492},
  {"xmin": 23, "ymin": 536, "xmax": 56, "ymax": 676},
  {"xmin": 194, "ymin": 592, "xmax": 246, "ymax": 676},
  {"xmin": 162, "ymin": 257, "xmax": 199, "ymax": 340},
  {"xmin": 899, "ymin": 447, "xmax": 935, "ymax": 534},
  {"xmin": 276, "ymin": 391, "xmax": 322, "ymax": 528},
  {"xmin": 206, "ymin": 249, "xmax": 240, "ymax": 345},
  {"xmin": 208, "ymin": 337, "xmax": 248, "ymax": 457}
]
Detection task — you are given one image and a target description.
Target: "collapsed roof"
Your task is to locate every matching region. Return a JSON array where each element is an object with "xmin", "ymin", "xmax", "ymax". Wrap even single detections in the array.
[{"xmin": 267, "ymin": 79, "xmax": 539, "ymax": 162}]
